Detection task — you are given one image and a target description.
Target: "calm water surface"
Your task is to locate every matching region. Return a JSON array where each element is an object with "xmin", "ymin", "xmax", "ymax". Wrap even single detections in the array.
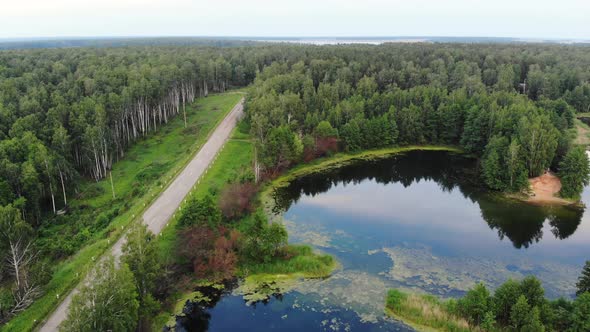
[{"xmin": 173, "ymin": 150, "xmax": 589, "ymax": 331}]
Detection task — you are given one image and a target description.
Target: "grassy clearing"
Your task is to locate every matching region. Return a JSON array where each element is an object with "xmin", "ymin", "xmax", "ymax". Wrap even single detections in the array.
[
  {"xmin": 385, "ymin": 290, "xmax": 474, "ymax": 332},
  {"xmin": 2, "ymin": 93, "xmax": 242, "ymax": 332},
  {"xmin": 574, "ymin": 118, "xmax": 590, "ymax": 146}
]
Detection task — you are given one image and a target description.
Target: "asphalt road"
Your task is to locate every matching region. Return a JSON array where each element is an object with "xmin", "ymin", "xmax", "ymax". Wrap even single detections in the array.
[{"xmin": 39, "ymin": 97, "xmax": 244, "ymax": 332}]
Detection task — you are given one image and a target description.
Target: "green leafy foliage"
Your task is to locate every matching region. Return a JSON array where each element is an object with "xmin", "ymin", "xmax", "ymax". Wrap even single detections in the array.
[
  {"xmin": 386, "ymin": 275, "xmax": 590, "ymax": 332},
  {"xmin": 559, "ymin": 147, "xmax": 590, "ymax": 199},
  {"xmin": 571, "ymin": 292, "xmax": 590, "ymax": 332},
  {"xmin": 122, "ymin": 223, "xmax": 162, "ymax": 328},
  {"xmin": 239, "ymin": 210, "xmax": 288, "ymax": 264},
  {"xmin": 577, "ymin": 261, "xmax": 590, "ymax": 296},
  {"xmin": 457, "ymin": 283, "xmax": 492, "ymax": 325},
  {"xmin": 177, "ymin": 194, "xmax": 221, "ymax": 229},
  {"xmin": 61, "ymin": 256, "xmax": 139, "ymax": 332}
]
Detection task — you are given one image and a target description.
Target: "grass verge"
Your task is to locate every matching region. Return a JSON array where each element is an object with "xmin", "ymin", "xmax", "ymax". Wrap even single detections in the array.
[
  {"xmin": 385, "ymin": 289, "xmax": 473, "ymax": 332},
  {"xmin": 2, "ymin": 93, "xmax": 242, "ymax": 332}
]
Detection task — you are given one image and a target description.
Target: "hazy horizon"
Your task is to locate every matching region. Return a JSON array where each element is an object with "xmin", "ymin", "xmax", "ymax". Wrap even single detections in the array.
[{"xmin": 1, "ymin": 0, "xmax": 589, "ymax": 40}]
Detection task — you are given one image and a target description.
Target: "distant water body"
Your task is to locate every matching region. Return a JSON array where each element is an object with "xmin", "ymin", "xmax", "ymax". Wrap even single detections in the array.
[
  {"xmin": 254, "ymin": 38, "xmax": 429, "ymax": 45},
  {"xmin": 252, "ymin": 36, "xmax": 590, "ymax": 45}
]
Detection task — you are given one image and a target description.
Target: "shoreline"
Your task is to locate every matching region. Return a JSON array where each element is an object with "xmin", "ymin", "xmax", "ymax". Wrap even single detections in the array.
[
  {"xmin": 261, "ymin": 145, "xmax": 463, "ymax": 213},
  {"xmin": 507, "ymin": 172, "xmax": 582, "ymax": 208}
]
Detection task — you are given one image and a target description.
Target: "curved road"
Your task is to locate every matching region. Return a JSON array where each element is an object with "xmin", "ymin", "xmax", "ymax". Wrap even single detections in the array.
[{"xmin": 40, "ymin": 97, "xmax": 244, "ymax": 331}]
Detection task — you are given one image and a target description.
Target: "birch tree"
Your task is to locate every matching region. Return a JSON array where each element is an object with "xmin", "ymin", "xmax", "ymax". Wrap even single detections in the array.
[
  {"xmin": 60, "ymin": 256, "xmax": 139, "ymax": 332},
  {"xmin": 0, "ymin": 204, "xmax": 40, "ymax": 316}
]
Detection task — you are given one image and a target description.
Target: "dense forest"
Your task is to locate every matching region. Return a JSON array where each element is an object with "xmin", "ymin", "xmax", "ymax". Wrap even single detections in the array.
[
  {"xmin": 244, "ymin": 44, "xmax": 590, "ymax": 196},
  {"xmin": 2, "ymin": 42, "xmax": 590, "ymax": 326}
]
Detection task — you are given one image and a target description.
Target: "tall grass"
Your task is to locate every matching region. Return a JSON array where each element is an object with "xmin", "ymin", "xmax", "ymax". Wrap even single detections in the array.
[
  {"xmin": 386, "ymin": 290, "xmax": 475, "ymax": 332},
  {"xmin": 241, "ymin": 245, "xmax": 336, "ymax": 278}
]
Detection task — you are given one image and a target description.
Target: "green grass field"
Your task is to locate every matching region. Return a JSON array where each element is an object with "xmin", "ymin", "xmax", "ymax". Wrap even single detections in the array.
[{"xmin": 2, "ymin": 92, "xmax": 242, "ymax": 332}]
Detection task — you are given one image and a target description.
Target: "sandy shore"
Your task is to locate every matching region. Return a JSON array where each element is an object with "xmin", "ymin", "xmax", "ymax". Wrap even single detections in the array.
[{"xmin": 526, "ymin": 172, "xmax": 571, "ymax": 205}]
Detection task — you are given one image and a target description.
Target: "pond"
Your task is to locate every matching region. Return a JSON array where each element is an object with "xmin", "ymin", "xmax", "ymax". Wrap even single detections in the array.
[{"xmin": 172, "ymin": 150, "xmax": 589, "ymax": 331}]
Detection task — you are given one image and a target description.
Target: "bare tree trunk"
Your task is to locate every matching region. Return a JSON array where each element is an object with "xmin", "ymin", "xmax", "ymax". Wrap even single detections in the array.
[
  {"xmin": 110, "ymin": 171, "xmax": 116, "ymax": 199},
  {"xmin": 44, "ymin": 158, "xmax": 56, "ymax": 214},
  {"xmin": 58, "ymin": 166, "xmax": 67, "ymax": 207}
]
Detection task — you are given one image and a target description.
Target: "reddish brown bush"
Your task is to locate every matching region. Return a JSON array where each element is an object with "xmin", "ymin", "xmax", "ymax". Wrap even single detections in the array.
[
  {"xmin": 315, "ymin": 137, "xmax": 339, "ymax": 157},
  {"xmin": 219, "ymin": 182, "xmax": 258, "ymax": 220},
  {"xmin": 178, "ymin": 226, "xmax": 240, "ymax": 280},
  {"xmin": 208, "ymin": 230, "xmax": 240, "ymax": 280},
  {"xmin": 303, "ymin": 137, "xmax": 339, "ymax": 162}
]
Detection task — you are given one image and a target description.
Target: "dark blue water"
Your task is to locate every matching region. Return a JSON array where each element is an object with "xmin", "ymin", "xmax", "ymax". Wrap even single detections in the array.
[{"xmin": 173, "ymin": 150, "xmax": 589, "ymax": 331}]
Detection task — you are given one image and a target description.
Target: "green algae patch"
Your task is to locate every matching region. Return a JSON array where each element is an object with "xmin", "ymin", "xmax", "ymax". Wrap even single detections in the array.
[
  {"xmin": 236, "ymin": 245, "xmax": 339, "ymax": 304},
  {"xmin": 161, "ymin": 282, "xmax": 226, "ymax": 328},
  {"xmin": 235, "ymin": 274, "xmax": 301, "ymax": 305}
]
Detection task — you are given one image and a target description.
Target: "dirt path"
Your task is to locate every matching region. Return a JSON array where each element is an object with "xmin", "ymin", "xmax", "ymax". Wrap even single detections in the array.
[
  {"xmin": 39, "ymin": 98, "xmax": 244, "ymax": 332},
  {"xmin": 526, "ymin": 171, "xmax": 570, "ymax": 205},
  {"xmin": 574, "ymin": 120, "xmax": 590, "ymax": 146}
]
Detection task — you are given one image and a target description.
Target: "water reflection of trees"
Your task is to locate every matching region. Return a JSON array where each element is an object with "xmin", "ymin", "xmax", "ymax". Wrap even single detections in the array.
[
  {"xmin": 274, "ymin": 150, "xmax": 584, "ymax": 249},
  {"xmin": 477, "ymin": 195, "xmax": 584, "ymax": 248}
]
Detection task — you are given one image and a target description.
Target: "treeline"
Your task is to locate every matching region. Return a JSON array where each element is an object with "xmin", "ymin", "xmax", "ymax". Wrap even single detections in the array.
[
  {"xmin": 0, "ymin": 45, "xmax": 259, "ymax": 323},
  {"xmin": 387, "ymin": 262, "xmax": 590, "ymax": 331},
  {"xmin": 244, "ymin": 44, "xmax": 590, "ymax": 196},
  {"xmin": 3, "ymin": 43, "xmax": 590, "ymax": 225},
  {"xmin": 0, "ymin": 46, "xmax": 259, "ymax": 225},
  {"xmin": 2, "ymin": 42, "xmax": 590, "ymax": 322}
]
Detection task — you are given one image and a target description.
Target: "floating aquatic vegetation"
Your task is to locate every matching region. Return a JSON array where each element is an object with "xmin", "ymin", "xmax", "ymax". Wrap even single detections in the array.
[
  {"xmin": 283, "ymin": 219, "xmax": 333, "ymax": 248},
  {"xmin": 293, "ymin": 270, "xmax": 393, "ymax": 324},
  {"xmin": 233, "ymin": 274, "xmax": 300, "ymax": 305},
  {"xmin": 373, "ymin": 245, "xmax": 578, "ymax": 297}
]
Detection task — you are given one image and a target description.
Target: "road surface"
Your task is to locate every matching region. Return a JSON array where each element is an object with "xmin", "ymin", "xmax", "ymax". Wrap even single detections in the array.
[{"xmin": 39, "ymin": 97, "xmax": 244, "ymax": 331}]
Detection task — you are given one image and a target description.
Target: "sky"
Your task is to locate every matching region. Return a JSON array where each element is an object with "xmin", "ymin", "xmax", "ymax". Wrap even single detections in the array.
[{"xmin": 1, "ymin": 0, "xmax": 589, "ymax": 40}]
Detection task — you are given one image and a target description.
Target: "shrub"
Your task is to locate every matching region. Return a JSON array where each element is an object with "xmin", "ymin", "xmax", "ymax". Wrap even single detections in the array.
[
  {"xmin": 457, "ymin": 283, "xmax": 492, "ymax": 325},
  {"xmin": 178, "ymin": 225, "xmax": 239, "ymax": 281},
  {"xmin": 510, "ymin": 295, "xmax": 531, "ymax": 329},
  {"xmin": 571, "ymin": 292, "xmax": 590, "ymax": 332},
  {"xmin": 177, "ymin": 194, "xmax": 221, "ymax": 229},
  {"xmin": 519, "ymin": 275, "xmax": 545, "ymax": 308},
  {"xmin": 239, "ymin": 210, "xmax": 288, "ymax": 263},
  {"xmin": 577, "ymin": 261, "xmax": 590, "ymax": 296},
  {"xmin": 386, "ymin": 289, "xmax": 407, "ymax": 309},
  {"xmin": 219, "ymin": 182, "xmax": 258, "ymax": 220},
  {"xmin": 493, "ymin": 278, "xmax": 522, "ymax": 324}
]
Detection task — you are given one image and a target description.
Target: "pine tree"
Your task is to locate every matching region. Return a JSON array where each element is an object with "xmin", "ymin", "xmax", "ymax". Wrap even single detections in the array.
[{"xmin": 577, "ymin": 261, "xmax": 590, "ymax": 296}]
